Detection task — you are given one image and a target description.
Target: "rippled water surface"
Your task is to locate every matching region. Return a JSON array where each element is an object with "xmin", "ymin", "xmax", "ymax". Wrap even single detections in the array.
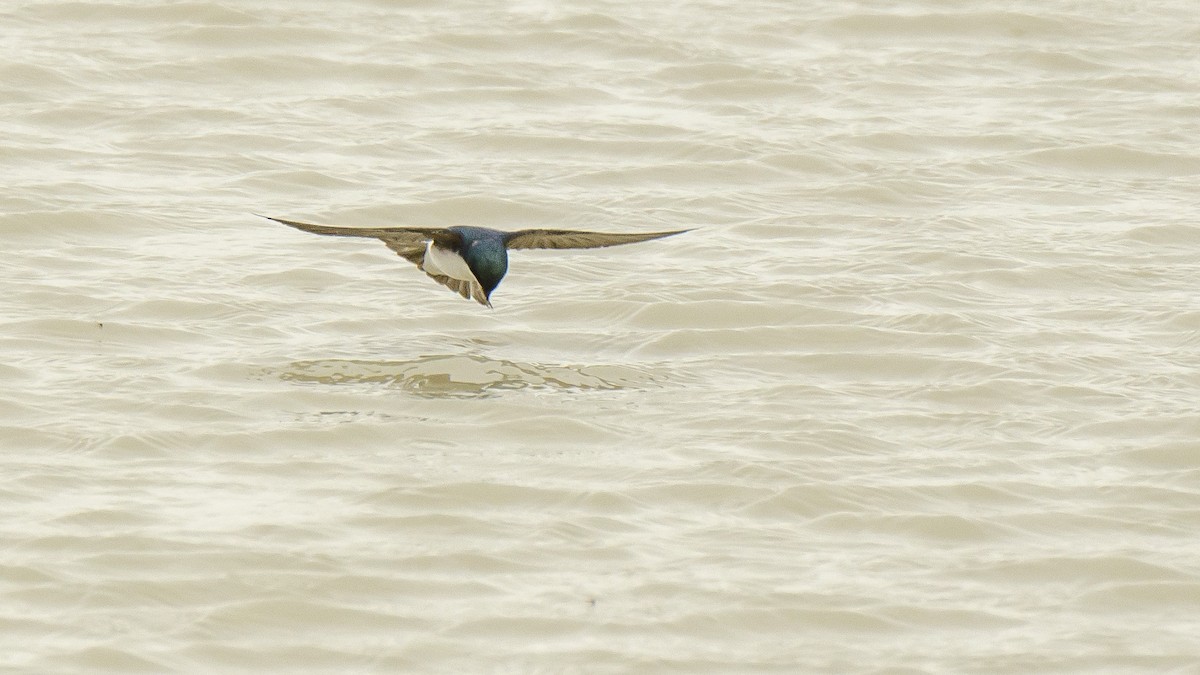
[{"xmin": 3, "ymin": 0, "xmax": 1200, "ymax": 672}]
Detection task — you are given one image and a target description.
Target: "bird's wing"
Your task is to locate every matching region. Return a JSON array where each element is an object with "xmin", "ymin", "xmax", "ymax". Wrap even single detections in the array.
[
  {"xmin": 265, "ymin": 215, "xmax": 489, "ymax": 305},
  {"xmin": 379, "ymin": 239, "xmax": 431, "ymax": 266},
  {"xmin": 263, "ymin": 215, "xmax": 459, "ymax": 266},
  {"xmin": 503, "ymin": 228, "xmax": 690, "ymax": 250}
]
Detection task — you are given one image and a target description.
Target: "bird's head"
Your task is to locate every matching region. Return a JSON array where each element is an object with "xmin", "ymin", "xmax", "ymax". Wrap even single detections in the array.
[{"xmin": 462, "ymin": 237, "xmax": 508, "ymax": 300}]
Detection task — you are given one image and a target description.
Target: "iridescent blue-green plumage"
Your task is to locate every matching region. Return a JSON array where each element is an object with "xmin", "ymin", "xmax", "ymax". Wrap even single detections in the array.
[
  {"xmin": 449, "ymin": 226, "xmax": 508, "ymax": 300},
  {"xmin": 263, "ymin": 215, "xmax": 689, "ymax": 307}
]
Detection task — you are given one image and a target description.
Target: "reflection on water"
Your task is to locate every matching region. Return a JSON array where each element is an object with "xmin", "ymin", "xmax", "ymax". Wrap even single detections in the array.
[{"xmin": 278, "ymin": 354, "xmax": 661, "ymax": 397}]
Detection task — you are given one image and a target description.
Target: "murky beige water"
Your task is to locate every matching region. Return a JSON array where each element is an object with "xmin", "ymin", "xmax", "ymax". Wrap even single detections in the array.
[{"xmin": 3, "ymin": 0, "xmax": 1200, "ymax": 672}]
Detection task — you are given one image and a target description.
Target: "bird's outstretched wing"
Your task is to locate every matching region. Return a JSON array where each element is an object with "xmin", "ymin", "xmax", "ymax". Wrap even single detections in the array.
[
  {"xmin": 262, "ymin": 215, "xmax": 456, "ymax": 265},
  {"xmin": 263, "ymin": 215, "xmax": 489, "ymax": 304},
  {"xmin": 503, "ymin": 228, "xmax": 690, "ymax": 250}
]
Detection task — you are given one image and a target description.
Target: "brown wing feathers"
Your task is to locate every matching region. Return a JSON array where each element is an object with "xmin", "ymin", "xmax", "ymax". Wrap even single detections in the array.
[{"xmin": 503, "ymin": 228, "xmax": 689, "ymax": 250}]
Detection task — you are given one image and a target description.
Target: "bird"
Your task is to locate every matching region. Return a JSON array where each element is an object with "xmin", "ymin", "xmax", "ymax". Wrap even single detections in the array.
[{"xmin": 262, "ymin": 215, "xmax": 689, "ymax": 307}]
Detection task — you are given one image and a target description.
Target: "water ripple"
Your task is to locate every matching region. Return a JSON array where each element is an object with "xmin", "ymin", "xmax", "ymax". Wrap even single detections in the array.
[{"xmin": 278, "ymin": 355, "xmax": 661, "ymax": 396}]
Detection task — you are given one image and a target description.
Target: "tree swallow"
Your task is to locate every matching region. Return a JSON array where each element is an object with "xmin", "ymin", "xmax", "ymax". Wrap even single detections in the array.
[{"xmin": 263, "ymin": 215, "xmax": 689, "ymax": 307}]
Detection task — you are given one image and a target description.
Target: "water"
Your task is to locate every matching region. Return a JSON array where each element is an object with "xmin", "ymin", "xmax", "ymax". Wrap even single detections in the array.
[{"xmin": 3, "ymin": 0, "xmax": 1200, "ymax": 672}]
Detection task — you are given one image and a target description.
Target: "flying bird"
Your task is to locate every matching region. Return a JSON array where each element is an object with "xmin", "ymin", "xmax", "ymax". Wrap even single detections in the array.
[{"xmin": 263, "ymin": 215, "xmax": 689, "ymax": 307}]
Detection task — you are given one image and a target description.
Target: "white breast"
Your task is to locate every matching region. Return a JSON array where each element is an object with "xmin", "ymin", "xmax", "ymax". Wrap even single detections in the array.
[{"xmin": 423, "ymin": 240, "xmax": 477, "ymax": 282}]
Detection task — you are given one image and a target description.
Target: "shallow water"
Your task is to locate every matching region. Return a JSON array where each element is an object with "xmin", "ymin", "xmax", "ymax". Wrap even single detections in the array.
[{"xmin": 3, "ymin": 0, "xmax": 1200, "ymax": 672}]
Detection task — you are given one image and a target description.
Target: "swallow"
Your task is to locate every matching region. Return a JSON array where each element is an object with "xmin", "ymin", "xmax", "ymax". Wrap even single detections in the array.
[{"xmin": 262, "ymin": 215, "xmax": 689, "ymax": 307}]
